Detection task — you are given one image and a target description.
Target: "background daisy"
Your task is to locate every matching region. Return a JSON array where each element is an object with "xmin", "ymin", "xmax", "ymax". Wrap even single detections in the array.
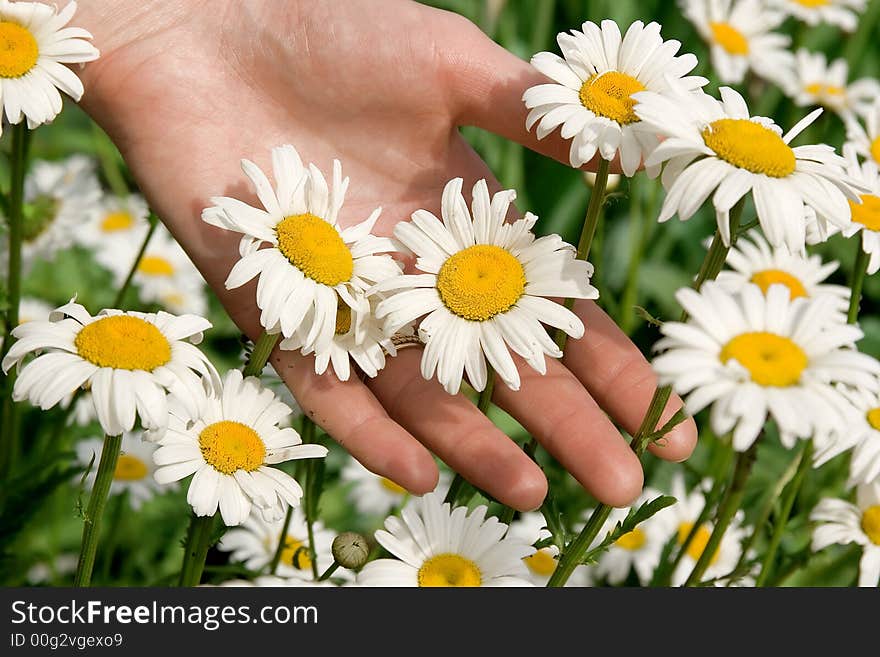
[
  {"xmin": 340, "ymin": 457, "xmax": 450, "ymax": 517},
  {"xmin": 75, "ymin": 192, "xmax": 150, "ymax": 250},
  {"xmin": 846, "ymin": 96, "xmax": 880, "ymax": 167},
  {"xmin": 789, "ymin": 49, "xmax": 880, "ymax": 119},
  {"xmin": 839, "ymin": 144, "xmax": 880, "ymax": 274},
  {"xmin": 772, "ymin": 0, "xmax": 866, "ymax": 31},
  {"xmin": 507, "ymin": 511, "xmax": 592, "ymax": 586}
]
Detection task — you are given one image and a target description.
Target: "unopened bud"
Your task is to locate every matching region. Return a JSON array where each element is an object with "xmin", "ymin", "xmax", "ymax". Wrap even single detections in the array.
[{"xmin": 332, "ymin": 532, "xmax": 370, "ymax": 569}]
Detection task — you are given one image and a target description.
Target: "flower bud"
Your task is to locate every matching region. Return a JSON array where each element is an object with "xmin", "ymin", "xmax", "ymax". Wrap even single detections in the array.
[{"xmin": 332, "ymin": 531, "xmax": 370, "ymax": 569}]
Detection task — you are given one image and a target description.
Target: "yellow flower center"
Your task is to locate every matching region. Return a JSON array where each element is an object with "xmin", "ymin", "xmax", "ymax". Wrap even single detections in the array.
[
  {"xmin": 792, "ymin": 0, "xmax": 829, "ymax": 7},
  {"xmin": 114, "ymin": 454, "xmax": 149, "ymax": 481},
  {"xmin": 861, "ymin": 505, "xmax": 880, "ymax": 545},
  {"xmin": 335, "ymin": 303, "xmax": 352, "ymax": 336},
  {"xmin": 702, "ymin": 119, "xmax": 796, "ymax": 178},
  {"xmin": 615, "ymin": 528, "xmax": 647, "ymax": 551},
  {"xmin": 279, "ymin": 535, "xmax": 312, "ymax": 570},
  {"xmin": 436, "ymin": 245, "xmax": 525, "ymax": 321},
  {"xmin": 138, "ymin": 255, "xmax": 176, "ymax": 277},
  {"xmin": 866, "ymin": 407, "xmax": 880, "ymax": 431},
  {"xmin": 161, "ymin": 292, "xmax": 185, "ymax": 308},
  {"xmin": 523, "ymin": 548, "xmax": 557, "ymax": 577},
  {"xmin": 871, "ymin": 137, "xmax": 880, "ymax": 166},
  {"xmin": 418, "ymin": 553, "xmax": 482, "ymax": 587},
  {"xmin": 677, "ymin": 522, "xmax": 719, "ymax": 565},
  {"xmin": 804, "ymin": 82, "xmax": 845, "ymax": 98},
  {"xmin": 198, "ymin": 420, "xmax": 266, "ymax": 475},
  {"xmin": 749, "ymin": 269, "xmax": 808, "ymax": 299},
  {"xmin": 75, "ymin": 316, "xmax": 172, "ymax": 371},
  {"xmin": 850, "ymin": 194, "xmax": 880, "ymax": 231},
  {"xmin": 578, "ymin": 71, "xmax": 646, "ymax": 125},
  {"xmin": 709, "ymin": 22, "xmax": 749, "ymax": 55},
  {"xmin": 275, "ymin": 213, "xmax": 353, "ymax": 286},
  {"xmin": 720, "ymin": 331, "xmax": 808, "ymax": 387},
  {"xmin": 100, "ymin": 211, "xmax": 135, "ymax": 232},
  {"xmin": 379, "ymin": 477, "xmax": 406, "ymax": 494},
  {"xmin": 0, "ymin": 21, "xmax": 38, "ymax": 79}
]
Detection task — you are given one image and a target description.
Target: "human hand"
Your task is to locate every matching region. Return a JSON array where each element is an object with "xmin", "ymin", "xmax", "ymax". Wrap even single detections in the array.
[{"xmin": 74, "ymin": 0, "xmax": 697, "ymax": 511}]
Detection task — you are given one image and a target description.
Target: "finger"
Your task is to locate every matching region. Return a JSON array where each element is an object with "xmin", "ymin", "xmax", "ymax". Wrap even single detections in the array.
[
  {"xmin": 563, "ymin": 300, "xmax": 699, "ymax": 462},
  {"xmin": 367, "ymin": 347, "xmax": 548, "ymax": 511},
  {"xmin": 492, "ymin": 355, "xmax": 644, "ymax": 508}
]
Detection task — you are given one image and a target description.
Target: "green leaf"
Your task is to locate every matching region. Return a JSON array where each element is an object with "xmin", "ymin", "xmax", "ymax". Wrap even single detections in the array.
[{"xmin": 580, "ymin": 495, "xmax": 677, "ymax": 566}]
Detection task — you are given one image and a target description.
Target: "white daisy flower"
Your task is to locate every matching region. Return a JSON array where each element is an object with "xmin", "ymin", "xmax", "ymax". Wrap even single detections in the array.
[
  {"xmin": 340, "ymin": 457, "xmax": 450, "ymax": 517},
  {"xmin": 839, "ymin": 144, "xmax": 880, "ymax": 274},
  {"xmin": 202, "ymin": 144, "xmax": 402, "ymax": 351},
  {"xmin": 682, "ymin": 0, "xmax": 795, "ymax": 89},
  {"xmin": 506, "ymin": 511, "xmax": 591, "ymax": 586},
  {"xmin": 811, "ymin": 481, "xmax": 880, "ymax": 586},
  {"xmin": 771, "ymin": 0, "xmax": 866, "ymax": 31},
  {"xmin": 218, "ymin": 507, "xmax": 337, "ymax": 580},
  {"xmin": 357, "ymin": 491, "xmax": 535, "ymax": 587},
  {"xmin": 847, "ymin": 96, "xmax": 880, "ymax": 167},
  {"xmin": 715, "ymin": 229, "xmax": 850, "ymax": 318},
  {"xmin": 75, "ymin": 193, "xmax": 150, "ymax": 250},
  {"xmin": 75, "ymin": 432, "xmax": 170, "ymax": 509},
  {"xmin": 0, "ymin": 0, "xmax": 98, "ymax": 132},
  {"xmin": 2, "ymin": 299, "xmax": 219, "ymax": 436},
  {"xmin": 790, "ymin": 49, "xmax": 880, "ymax": 119},
  {"xmin": 633, "ymin": 84, "xmax": 862, "ymax": 251},
  {"xmin": 593, "ymin": 487, "xmax": 673, "ymax": 585},
  {"xmin": 666, "ymin": 473, "xmax": 747, "ymax": 586},
  {"xmin": 152, "ymin": 369, "xmax": 327, "ymax": 527},
  {"xmin": 374, "ymin": 178, "xmax": 598, "ymax": 395},
  {"xmin": 522, "ymin": 19, "xmax": 705, "ymax": 175},
  {"xmin": 812, "ymin": 383, "xmax": 880, "ymax": 486},
  {"xmin": 652, "ymin": 282, "xmax": 880, "ymax": 451},
  {"xmin": 252, "ymin": 361, "xmax": 301, "ymax": 427},
  {"xmin": 16, "ymin": 296, "xmax": 52, "ymax": 324}
]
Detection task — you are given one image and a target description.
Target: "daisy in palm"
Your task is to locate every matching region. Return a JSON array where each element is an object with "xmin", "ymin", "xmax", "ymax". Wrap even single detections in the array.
[
  {"xmin": 374, "ymin": 178, "xmax": 597, "ymax": 395},
  {"xmin": 652, "ymin": 282, "xmax": 880, "ymax": 452},
  {"xmin": 357, "ymin": 492, "xmax": 535, "ymax": 587},
  {"xmin": 633, "ymin": 84, "xmax": 861, "ymax": 251},
  {"xmin": 838, "ymin": 144, "xmax": 880, "ymax": 274},
  {"xmin": 522, "ymin": 19, "xmax": 705, "ymax": 175},
  {"xmin": 75, "ymin": 193, "xmax": 150, "ymax": 250},
  {"xmin": 811, "ymin": 481, "xmax": 880, "ymax": 586},
  {"xmin": 0, "ymin": 0, "xmax": 98, "ymax": 132},
  {"xmin": 715, "ymin": 228, "xmax": 850, "ymax": 319},
  {"xmin": 789, "ymin": 49, "xmax": 880, "ymax": 120},
  {"xmin": 202, "ymin": 144, "xmax": 402, "ymax": 352},
  {"xmin": 153, "ymin": 369, "xmax": 327, "ymax": 526},
  {"xmin": 682, "ymin": 0, "xmax": 795, "ymax": 89},
  {"xmin": 847, "ymin": 96, "xmax": 880, "ymax": 167},
  {"xmin": 771, "ymin": 0, "xmax": 865, "ymax": 31},
  {"xmin": 2, "ymin": 299, "xmax": 218, "ymax": 436},
  {"xmin": 506, "ymin": 511, "xmax": 591, "ymax": 586}
]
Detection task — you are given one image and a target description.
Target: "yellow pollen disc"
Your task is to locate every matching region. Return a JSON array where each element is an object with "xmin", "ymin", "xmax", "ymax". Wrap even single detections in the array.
[
  {"xmin": 709, "ymin": 22, "xmax": 749, "ymax": 55},
  {"xmin": 418, "ymin": 553, "xmax": 482, "ymax": 587},
  {"xmin": 275, "ymin": 213, "xmax": 353, "ymax": 286},
  {"xmin": 804, "ymin": 82, "xmax": 844, "ymax": 98},
  {"xmin": 749, "ymin": 269, "xmax": 808, "ymax": 299},
  {"xmin": 437, "ymin": 245, "xmax": 525, "ymax": 321},
  {"xmin": 871, "ymin": 137, "xmax": 880, "ymax": 166},
  {"xmin": 850, "ymin": 194, "xmax": 880, "ymax": 231},
  {"xmin": 720, "ymin": 331, "xmax": 808, "ymax": 387},
  {"xmin": 792, "ymin": 0, "xmax": 829, "ymax": 6},
  {"xmin": 198, "ymin": 420, "xmax": 266, "ymax": 475},
  {"xmin": 335, "ymin": 303, "xmax": 352, "ymax": 336},
  {"xmin": 100, "ymin": 211, "xmax": 134, "ymax": 232},
  {"xmin": 279, "ymin": 535, "xmax": 312, "ymax": 570},
  {"xmin": 379, "ymin": 477, "xmax": 406, "ymax": 494},
  {"xmin": 75, "ymin": 316, "xmax": 171, "ymax": 371},
  {"xmin": 866, "ymin": 407, "xmax": 880, "ymax": 431},
  {"xmin": 138, "ymin": 255, "xmax": 175, "ymax": 277},
  {"xmin": 677, "ymin": 522, "xmax": 720, "ymax": 565},
  {"xmin": 861, "ymin": 505, "xmax": 880, "ymax": 545},
  {"xmin": 702, "ymin": 118, "xmax": 796, "ymax": 177},
  {"xmin": 615, "ymin": 528, "xmax": 647, "ymax": 551},
  {"xmin": 523, "ymin": 548, "xmax": 557, "ymax": 577},
  {"xmin": 578, "ymin": 71, "xmax": 646, "ymax": 125},
  {"xmin": 0, "ymin": 21, "xmax": 38, "ymax": 79},
  {"xmin": 114, "ymin": 454, "xmax": 149, "ymax": 481}
]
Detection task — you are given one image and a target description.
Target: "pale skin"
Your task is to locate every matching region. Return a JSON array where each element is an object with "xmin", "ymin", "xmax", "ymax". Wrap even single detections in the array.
[{"xmin": 73, "ymin": 0, "xmax": 697, "ymax": 511}]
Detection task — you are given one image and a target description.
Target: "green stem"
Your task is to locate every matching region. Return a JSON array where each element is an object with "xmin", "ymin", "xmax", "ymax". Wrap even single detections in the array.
[
  {"xmin": 112, "ymin": 214, "xmax": 158, "ymax": 309},
  {"xmin": 445, "ymin": 367, "xmax": 496, "ymax": 506},
  {"xmin": 243, "ymin": 330, "xmax": 280, "ymax": 378},
  {"xmin": 547, "ymin": 504, "xmax": 612, "ymax": 587},
  {"xmin": 74, "ymin": 433, "xmax": 122, "ymax": 587},
  {"xmin": 754, "ymin": 440, "xmax": 814, "ymax": 587},
  {"xmin": 178, "ymin": 513, "xmax": 216, "ymax": 587},
  {"xmin": 301, "ymin": 415, "xmax": 320, "ymax": 579},
  {"xmin": 847, "ymin": 238, "xmax": 869, "ymax": 325},
  {"xmin": 268, "ymin": 504, "xmax": 294, "ymax": 576},
  {"xmin": 92, "ymin": 123, "xmax": 130, "ymax": 199},
  {"xmin": 684, "ymin": 442, "xmax": 757, "ymax": 586},
  {"xmin": 318, "ymin": 561, "xmax": 340, "ymax": 582},
  {"xmin": 99, "ymin": 489, "xmax": 128, "ymax": 582}
]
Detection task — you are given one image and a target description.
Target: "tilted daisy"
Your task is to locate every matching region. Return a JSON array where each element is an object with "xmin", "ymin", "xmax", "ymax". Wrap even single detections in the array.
[
  {"xmin": 522, "ymin": 19, "xmax": 705, "ymax": 175},
  {"xmin": 715, "ymin": 229, "xmax": 850, "ymax": 319},
  {"xmin": 76, "ymin": 432, "xmax": 169, "ymax": 510},
  {"xmin": 202, "ymin": 144, "xmax": 402, "ymax": 351},
  {"xmin": 374, "ymin": 178, "xmax": 598, "ymax": 395},
  {"xmin": 771, "ymin": 0, "xmax": 866, "ymax": 31},
  {"xmin": 218, "ymin": 507, "xmax": 336, "ymax": 579},
  {"xmin": 839, "ymin": 144, "xmax": 880, "ymax": 274},
  {"xmin": 847, "ymin": 96, "xmax": 880, "ymax": 167},
  {"xmin": 152, "ymin": 369, "xmax": 328, "ymax": 526},
  {"xmin": 652, "ymin": 282, "xmax": 880, "ymax": 451},
  {"xmin": 75, "ymin": 193, "xmax": 150, "ymax": 250},
  {"xmin": 357, "ymin": 492, "xmax": 535, "ymax": 587},
  {"xmin": 634, "ymin": 84, "xmax": 861, "ymax": 251},
  {"xmin": 2, "ymin": 299, "xmax": 219, "ymax": 436},
  {"xmin": 790, "ymin": 49, "xmax": 880, "ymax": 119},
  {"xmin": 340, "ymin": 457, "xmax": 450, "ymax": 517},
  {"xmin": 0, "ymin": 0, "xmax": 99, "ymax": 132},
  {"xmin": 811, "ymin": 481, "xmax": 880, "ymax": 587},
  {"xmin": 812, "ymin": 383, "xmax": 880, "ymax": 486},
  {"xmin": 507, "ymin": 511, "xmax": 591, "ymax": 586},
  {"xmin": 682, "ymin": 0, "xmax": 795, "ymax": 89}
]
